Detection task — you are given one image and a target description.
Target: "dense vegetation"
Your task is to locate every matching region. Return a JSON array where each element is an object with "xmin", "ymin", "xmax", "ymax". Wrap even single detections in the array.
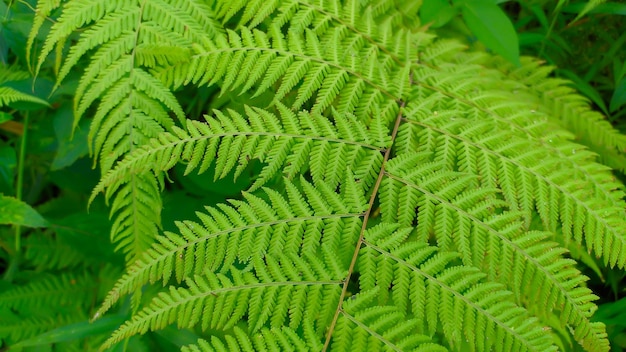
[{"xmin": 1, "ymin": 0, "xmax": 625, "ymax": 351}]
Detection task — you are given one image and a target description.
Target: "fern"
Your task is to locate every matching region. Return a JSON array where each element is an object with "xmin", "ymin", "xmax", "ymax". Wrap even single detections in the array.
[
  {"xmin": 28, "ymin": 0, "xmax": 223, "ymax": 262},
  {"xmin": 21, "ymin": 0, "xmax": 626, "ymax": 351},
  {"xmin": 470, "ymin": 54, "xmax": 626, "ymax": 173},
  {"xmin": 180, "ymin": 326, "xmax": 320, "ymax": 352},
  {"xmin": 0, "ymin": 65, "xmax": 49, "ymax": 107},
  {"xmin": 91, "ymin": 103, "xmax": 388, "ymax": 201}
]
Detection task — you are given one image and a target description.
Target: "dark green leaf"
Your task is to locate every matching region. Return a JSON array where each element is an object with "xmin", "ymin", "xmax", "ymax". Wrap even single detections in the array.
[
  {"xmin": 154, "ymin": 326, "xmax": 201, "ymax": 348},
  {"xmin": 419, "ymin": 0, "xmax": 459, "ymax": 28},
  {"xmin": 0, "ymin": 144, "xmax": 16, "ymax": 194},
  {"xmin": 461, "ymin": 0, "xmax": 520, "ymax": 66},
  {"xmin": 563, "ymin": 2, "xmax": 626, "ymax": 16},
  {"xmin": 51, "ymin": 105, "xmax": 89, "ymax": 170}
]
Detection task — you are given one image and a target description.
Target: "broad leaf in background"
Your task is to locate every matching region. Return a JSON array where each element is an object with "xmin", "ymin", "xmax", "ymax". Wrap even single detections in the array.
[
  {"xmin": 0, "ymin": 195, "xmax": 48, "ymax": 227},
  {"xmin": 419, "ymin": 0, "xmax": 458, "ymax": 28},
  {"xmin": 52, "ymin": 105, "xmax": 89, "ymax": 170},
  {"xmin": 611, "ymin": 76, "xmax": 626, "ymax": 113},
  {"xmin": 460, "ymin": 0, "xmax": 521, "ymax": 66}
]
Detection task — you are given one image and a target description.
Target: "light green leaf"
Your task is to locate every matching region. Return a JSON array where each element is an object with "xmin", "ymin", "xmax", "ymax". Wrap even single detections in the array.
[
  {"xmin": 461, "ymin": 0, "xmax": 520, "ymax": 66},
  {"xmin": 573, "ymin": 0, "xmax": 608, "ymax": 22},
  {"xmin": 0, "ymin": 195, "xmax": 48, "ymax": 227}
]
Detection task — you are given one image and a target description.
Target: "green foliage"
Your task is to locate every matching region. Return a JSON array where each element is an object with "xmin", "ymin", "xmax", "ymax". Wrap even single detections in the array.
[
  {"xmin": 419, "ymin": 0, "xmax": 626, "ymax": 172},
  {"xmin": 1, "ymin": 0, "xmax": 626, "ymax": 351}
]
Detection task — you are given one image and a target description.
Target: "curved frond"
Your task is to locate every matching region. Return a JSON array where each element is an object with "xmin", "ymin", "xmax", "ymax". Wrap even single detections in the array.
[
  {"xmin": 359, "ymin": 223, "xmax": 559, "ymax": 352},
  {"xmin": 155, "ymin": 20, "xmax": 415, "ymax": 124},
  {"xmin": 92, "ymin": 103, "xmax": 388, "ymax": 204},
  {"xmin": 31, "ymin": 0, "xmax": 224, "ymax": 265},
  {"xmin": 402, "ymin": 86, "xmax": 626, "ymax": 269},
  {"xmin": 477, "ymin": 56, "xmax": 626, "ymax": 172},
  {"xmin": 380, "ymin": 154, "xmax": 609, "ymax": 351},
  {"xmin": 181, "ymin": 326, "xmax": 318, "ymax": 352},
  {"xmin": 95, "ymin": 177, "xmax": 366, "ymax": 319},
  {"xmin": 102, "ymin": 254, "xmax": 343, "ymax": 348},
  {"xmin": 0, "ymin": 87, "xmax": 49, "ymax": 107},
  {"xmin": 0, "ymin": 273, "xmax": 97, "ymax": 312}
]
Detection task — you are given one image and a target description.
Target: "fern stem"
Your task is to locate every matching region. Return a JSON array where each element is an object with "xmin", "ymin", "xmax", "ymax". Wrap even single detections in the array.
[
  {"xmin": 322, "ymin": 101, "xmax": 405, "ymax": 351},
  {"xmin": 15, "ymin": 111, "xmax": 29, "ymax": 253},
  {"xmin": 3, "ymin": 111, "xmax": 28, "ymax": 282}
]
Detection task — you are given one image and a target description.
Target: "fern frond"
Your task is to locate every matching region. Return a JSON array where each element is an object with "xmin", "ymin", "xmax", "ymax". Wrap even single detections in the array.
[
  {"xmin": 0, "ymin": 273, "xmax": 96, "ymax": 313},
  {"xmin": 0, "ymin": 87, "xmax": 49, "ymax": 107},
  {"xmin": 359, "ymin": 223, "xmax": 559, "ymax": 352},
  {"xmin": 102, "ymin": 254, "xmax": 343, "ymax": 348},
  {"xmin": 332, "ymin": 287, "xmax": 449, "ymax": 352},
  {"xmin": 411, "ymin": 48, "xmax": 623, "ymax": 209},
  {"xmin": 95, "ymin": 177, "xmax": 366, "ymax": 319},
  {"xmin": 458, "ymin": 55, "xmax": 626, "ymax": 173},
  {"xmin": 402, "ymin": 87, "xmax": 626, "ymax": 269},
  {"xmin": 23, "ymin": 234, "xmax": 86, "ymax": 270},
  {"xmin": 181, "ymin": 326, "xmax": 318, "ymax": 352},
  {"xmin": 155, "ymin": 23, "xmax": 410, "ymax": 123},
  {"xmin": 0, "ymin": 65, "xmax": 32, "ymax": 84},
  {"xmin": 0, "ymin": 313, "xmax": 81, "ymax": 343},
  {"xmin": 108, "ymin": 174, "xmax": 163, "ymax": 261},
  {"xmin": 25, "ymin": 0, "xmax": 63, "ymax": 71},
  {"xmin": 92, "ymin": 103, "xmax": 388, "ymax": 204},
  {"xmin": 380, "ymin": 154, "xmax": 609, "ymax": 351},
  {"xmin": 31, "ymin": 0, "xmax": 224, "ymax": 264},
  {"xmin": 214, "ymin": 0, "xmax": 423, "ymax": 64}
]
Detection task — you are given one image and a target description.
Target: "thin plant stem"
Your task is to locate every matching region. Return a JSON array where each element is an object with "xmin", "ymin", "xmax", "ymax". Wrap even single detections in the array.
[
  {"xmin": 15, "ymin": 111, "xmax": 29, "ymax": 253},
  {"xmin": 2, "ymin": 111, "xmax": 28, "ymax": 282}
]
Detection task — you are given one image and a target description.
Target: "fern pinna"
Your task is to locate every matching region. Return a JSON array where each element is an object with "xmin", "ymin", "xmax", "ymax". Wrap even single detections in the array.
[{"xmin": 22, "ymin": 0, "xmax": 626, "ymax": 351}]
